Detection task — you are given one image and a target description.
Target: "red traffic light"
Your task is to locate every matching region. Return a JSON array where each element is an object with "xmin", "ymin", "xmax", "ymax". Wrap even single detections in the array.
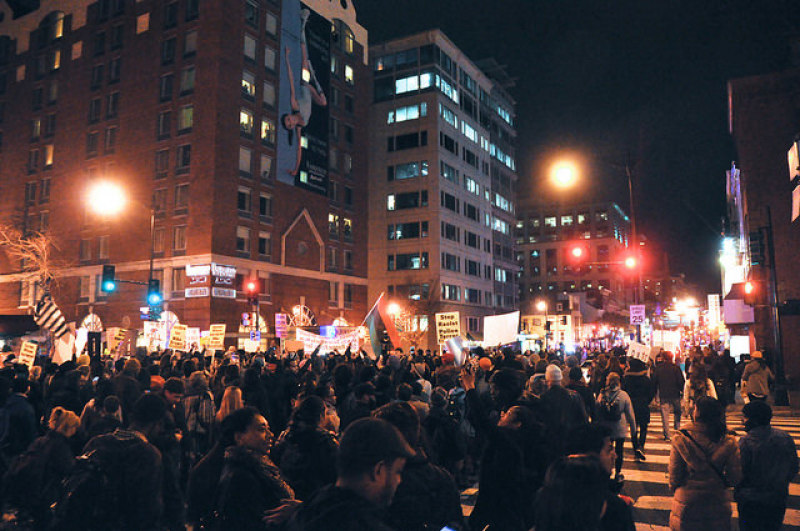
[
  {"xmin": 566, "ymin": 243, "xmax": 589, "ymax": 262},
  {"xmin": 571, "ymin": 246, "xmax": 584, "ymax": 258},
  {"xmin": 744, "ymin": 281, "xmax": 754, "ymax": 295}
]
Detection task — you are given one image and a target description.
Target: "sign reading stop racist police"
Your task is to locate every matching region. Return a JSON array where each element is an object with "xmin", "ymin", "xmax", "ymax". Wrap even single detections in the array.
[{"xmin": 435, "ymin": 311, "xmax": 461, "ymax": 344}]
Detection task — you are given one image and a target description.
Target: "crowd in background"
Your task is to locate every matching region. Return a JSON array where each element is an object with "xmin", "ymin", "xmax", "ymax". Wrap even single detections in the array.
[{"xmin": 0, "ymin": 341, "xmax": 793, "ymax": 531}]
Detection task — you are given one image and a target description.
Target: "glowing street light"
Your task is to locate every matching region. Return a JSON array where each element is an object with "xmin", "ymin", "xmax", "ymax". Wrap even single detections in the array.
[
  {"xmin": 87, "ymin": 181, "xmax": 126, "ymax": 216},
  {"xmin": 624, "ymin": 256, "xmax": 637, "ymax": 269},
  {"xmin": 550, "ymin": 160, "xmax": 578, "ymax": 188},
  {"xmin": 536, "ymin": 300, "xmax": 547, "ymax": 312}
]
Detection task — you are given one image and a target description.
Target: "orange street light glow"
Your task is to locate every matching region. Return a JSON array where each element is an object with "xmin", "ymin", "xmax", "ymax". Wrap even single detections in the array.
[
  {"xmin": 551, "ymin": 160, "xmax": 578, "ymax": 188},
  {"xmin": 625, "ymin": 256, "xmax": 637, "ymax": 268}
]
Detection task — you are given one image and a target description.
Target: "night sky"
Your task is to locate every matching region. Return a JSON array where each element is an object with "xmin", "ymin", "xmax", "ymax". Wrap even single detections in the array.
[{"xmin": 354, "ymin": 0, "xmax": 800, "ymax": 294}]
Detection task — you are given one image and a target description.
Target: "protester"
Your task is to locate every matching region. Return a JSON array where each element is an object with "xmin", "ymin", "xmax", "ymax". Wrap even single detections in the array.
[
  {"xmin": 735, "ymin": 400, "xmax": 799, "ymax": 531},
  {"xmin": 741, "ymin": 350, "xmax": 774, "ymax": 402},
  {"xmin": 534, "ymin": 455, "xmax": 610, "ymax": 531},
  {"xmin": 623, "ymin": 358, "xmax": 655, "ymax": 457},
  {"xmin": 566, "ymin": 423, "xmax": 636, "ymax": 531},
  {"xmin": 653, "ymin": 351, "xmax": 685, "ymax": 440},
  {"xmin": 461, "ymin": 364, "xmax": 548, "ymax": 531},
  {"xmin": 540, "ymin": 364, "xmax": 588, "ymax": 455},
  {"xmin": 682, "ymin": 364, "xmax": 716, "ymax": 420},
  {"xmin": 288, "ymin": 417, "xmax": 414, "ymax": 530},
  {"xmin": 596, "ymin": 373, "xmax": 638, "ymax": 478},
  {"xmin": 668, "ymin": 397, "xmax": 742, "ymax": 531},
  {"xmin": 215, "ymin": 406, "xmax": 295, "ymax": 529},
  {"xmin": 271, "ymin": 395, "xmax": 339, "ymax": 501}
]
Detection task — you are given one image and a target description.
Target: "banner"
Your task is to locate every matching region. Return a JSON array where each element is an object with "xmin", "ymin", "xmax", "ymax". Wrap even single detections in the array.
[
  {"xmin": 18, "ymin": 341, "xmax": 37, "ymax": 367},
  {"xmin": 296, "ymin": 328, "xmax": 359, "ymax": 354},
  {"xmin": 278, "ymin": 0, "xmax": 330, "ymax": 194},
  {"xmin": 627, "ymin": 341, "xmax": 651, "ymax": 362},
  {"xmin": 444, "ymin": 336, "xmax": 468, "ymax": 366},
  {"xmin": 483, "ymin": 311, "xmax": 520, "ymax": 346},
  {"xmin": 168, "ymin": 324, "xmax": 188, "ymax": 351},
  {"xmin": 208, "ymin": 324, "xmax": 226, "ymax": 350},
  {"xmin": 435, "ymin": 312, "xmax": 460, "ymax": 344}
]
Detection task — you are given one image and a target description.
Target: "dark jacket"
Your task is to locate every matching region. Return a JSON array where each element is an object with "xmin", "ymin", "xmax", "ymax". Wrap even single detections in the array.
[
  {"xmin": 422, "ymin": 406, "xmax": 466, "ymax": 475},
  {"xmin": 466, "ymin": 388, "xmax": 546, "ymax": 531},
  {"xmin": 288, "ymin": 485, "xmax": 396, "ymax": 531},
  {"xmin": 653, "ymin": 362, "xmax": 685, "ymax": 402},
  {"xmin": 83, "ymin": 429, "xmax": 164, "ymax": 530},
  {"xmin": 540, "ymin": 384, "xmax": 588, "ymax": 453},
  {"xmin": 271, "ymin": 424, "xmax": 338, "ymax": 502},
  {"xmin": 601, "ymin": 489, "xmax": 636, "ymax": 531},
  {"xmin": 112, "ymin": 374, "xmax": 142, "ymax": 422},
  {"xmin": 387, "ymin": 450, "xmax": 464, "ymax": 531},
  {"xmin": 186, "ymin": 442, "xmax": 227, "ymax": 526},
  {"xmin": 0, "ymin": 393, "xmax": 38, "ymax": 458},
  {"xmin": 217, "ymin": 445, "xmax": 295, "ymax": 530},
  {"xmin": 622, "ymin": 370, "xmax": 655, "ymax": 422},
  {"xmin": 566, "ymin": 380, "xmax": 595, "ymax": 420},
  {"xmin": 735, "ymin": 425, "xmax": 799, "ymax": 506}
]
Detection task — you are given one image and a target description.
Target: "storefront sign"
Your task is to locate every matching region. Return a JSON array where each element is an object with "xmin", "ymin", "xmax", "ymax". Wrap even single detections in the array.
[{"xmin": 185, "ymin": 263, "xmax": 237, "ymax": 298}]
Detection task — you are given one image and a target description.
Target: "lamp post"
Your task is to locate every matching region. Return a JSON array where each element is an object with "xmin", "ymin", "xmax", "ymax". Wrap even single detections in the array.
[{"xmin": 536, "ymin": 299, "xmax": 548, "ymax": 352}]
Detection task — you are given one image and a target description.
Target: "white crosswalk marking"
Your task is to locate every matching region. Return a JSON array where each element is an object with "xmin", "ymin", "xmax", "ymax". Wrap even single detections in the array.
[{"xmin": 460, "ymin": 406, "xmax": 800, "ymax": 529}]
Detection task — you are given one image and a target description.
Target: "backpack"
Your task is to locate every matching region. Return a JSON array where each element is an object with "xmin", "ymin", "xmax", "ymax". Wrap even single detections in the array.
[
  {"xmin": 48, "ymin": 446, "xmax": 122, "ymax": 531},
  {"xmin": 597, "ymin": 392, "xmax": 622, "ymax": 422}
]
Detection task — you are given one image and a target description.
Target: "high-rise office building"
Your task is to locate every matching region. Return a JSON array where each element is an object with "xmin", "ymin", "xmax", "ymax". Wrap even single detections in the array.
[
  {"xmin": 368, "ymin": 30, "xmax": 518, "ymax": 348},
  {"xmin": 0, "ymin": 0, "xmax": 369, "ymax": 346}
]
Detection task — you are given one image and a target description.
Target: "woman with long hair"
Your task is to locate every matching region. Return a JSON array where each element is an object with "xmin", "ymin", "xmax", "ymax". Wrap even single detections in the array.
[
  {"xmin": 682, "ymin": 364, "xmax": 716, "ymax": 420},
  {"xmin": 668, "ymin": 396, "xmax": 741, "ymax": 531},
  {"xmin": 215, "ymin": 386, "xmax": 244, "ymax": 428}
]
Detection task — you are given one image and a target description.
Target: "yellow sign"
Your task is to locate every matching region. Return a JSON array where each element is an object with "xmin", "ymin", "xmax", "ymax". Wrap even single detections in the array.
[
  {"xmin": 435, "ymin": 312, "xmax": 461, "ymax": 344},
  {"xmin": 208, "ymin": 324, "xmax": 226, "ymax": 350},
  {"xmin": 18, "ymin": 341, "xmax": 38, "ymax": 368},
  {"xmin": 168, "ymin": 324, "xmax": 188, "ymax": 351}
]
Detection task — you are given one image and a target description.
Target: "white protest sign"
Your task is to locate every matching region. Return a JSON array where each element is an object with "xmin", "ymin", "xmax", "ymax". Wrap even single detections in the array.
[
  {"xmin": 168, "ymin": 324, "xmax": 188, "ymax": 351},
  {"xmin": 628, "ymin": 341, "xmax": 651, "ymax": 362},
  {"xmin": 630, "ymin": 305, "xmax": 646, "ymax": 325},
  {"xmin": 296, "ymin": 328, "xmax": 360, "ymax": 353},
  {"xmin": 483, "ymin": 311, "xmax": 521, "ymax": 346},
  {"xmin": 18, "ymin": 341, "xmax": 38, "ymax": 367},
  {"xmin": 208, "ymin": 324, "xmax": 226, "ymax": 350},
  {"xmin": 435, "ymin": 312, "xmax": 461, "ymax": 344},
  {"xmin": 186, "ymin": 327, "xmax": 201, "ymax": 349},
  {"xmin": 53, "ymin": 334, "xmax": 75, "ymax": 365}
]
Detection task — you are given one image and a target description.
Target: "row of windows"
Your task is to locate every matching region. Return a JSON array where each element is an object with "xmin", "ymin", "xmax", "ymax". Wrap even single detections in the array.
[
  {"xmin": 327, "ymin": 213, "xmax": 354, "ymax": 241},
  {"xmin": 387, "ymin": 252, "xmax": 429, "ymax": 271},
  {"xmin": 387, "ymin": 160, "xmax": 429, "ymax": 181},
  {"xmin": 24, "ymin": 179, "xmax": 51, "ymax": 205},
  {"xmin": 235, "ymin": 226, "xmax": 273, "ymax": 258},
  {"xmin": 522, "ymin": 280, "xmax": 611, "ymax": 293}
]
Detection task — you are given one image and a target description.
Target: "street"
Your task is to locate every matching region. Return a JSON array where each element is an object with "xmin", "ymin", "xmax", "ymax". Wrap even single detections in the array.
[{"xmin": 461, "ymin": 406, "xmax": 800, "ymax": 530}]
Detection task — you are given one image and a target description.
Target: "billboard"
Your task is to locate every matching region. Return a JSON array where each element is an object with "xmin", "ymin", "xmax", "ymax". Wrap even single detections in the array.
[{"xmin": 278, "ymin": 1, "xmax": 330, "ymax": 195}]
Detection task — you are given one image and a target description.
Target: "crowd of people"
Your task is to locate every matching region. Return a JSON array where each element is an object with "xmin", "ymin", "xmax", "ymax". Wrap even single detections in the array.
[{"xmin": 0, "ymin": 341, "xmax": 794, "ymax": 531}]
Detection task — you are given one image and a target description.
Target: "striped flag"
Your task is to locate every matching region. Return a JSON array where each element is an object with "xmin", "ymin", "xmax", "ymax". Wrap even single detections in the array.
[
  {"xmin": 34, "ymin": 294, "xmax": 69, "ymax": 339},
  {"xmin": 361, "ymin": 292, "xmax": 402, "ymax": 358}
]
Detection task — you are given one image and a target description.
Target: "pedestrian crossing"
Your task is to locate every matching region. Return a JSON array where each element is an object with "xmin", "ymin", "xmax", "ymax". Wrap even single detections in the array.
[{"xmin": 460, "ymin": 406, "xmax": 800, "ymax": 530}]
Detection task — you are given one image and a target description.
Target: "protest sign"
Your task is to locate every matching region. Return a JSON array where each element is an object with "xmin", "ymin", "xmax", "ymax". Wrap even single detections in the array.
[
  {"xmin": 628, "ymin": 341, "xmax": 651, "ymax": 362},
  {"xmin": 208, "ymin": 324, "xmax": 226, "ymax": 350},
  {"xmin": 483, "ymin": 311, "xmax": 520, "ymax": 346},
  {"xmin": 435, "ymin": 312, "xmax": 460, "ymax": 344},
  {"xmin": 18, "ymin": 341, "xmax": 37, "ymax": 367},
  {"xmin": 168, "ymin": 324, "xmax": 188, "ymax": 351}
]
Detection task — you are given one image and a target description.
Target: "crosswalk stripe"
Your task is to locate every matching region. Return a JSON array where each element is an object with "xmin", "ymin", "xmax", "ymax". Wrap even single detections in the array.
[{"xmin": 634, "ymin": 496, "xmax": 800, "ymax": 526}]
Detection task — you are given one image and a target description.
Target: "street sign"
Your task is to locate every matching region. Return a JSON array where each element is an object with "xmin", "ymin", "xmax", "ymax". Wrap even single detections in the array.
[
  {"xmin": 241, "ymin": 312, "xmax": 250, "ymax": 327},
  {"xmin": 629, "ymin": 305, "xmax": 646, "ymax": 325},
  {"xmin": 250, "ymin": 330, "xmax": 261, "ymax": 342}
]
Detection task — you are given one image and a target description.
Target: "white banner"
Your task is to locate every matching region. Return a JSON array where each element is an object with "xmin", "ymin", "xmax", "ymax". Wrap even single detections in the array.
[
  {"xmin": 627, "ymin": 341, "xmax": 651, "ymax": 362},
  {"xmin": 435, "ymin": 312, "xmax": 461, "ymax": 344},
  {"xmin": 483, "ymin": 311, "xmax": 520, "ymax": 347},
  {"xmin": 296, "ymin": 328, "xmax": 359, "ymax": 353},
  {"xmin": 53, "ymin": 334, "xmax": 74, "ymax": 365}
]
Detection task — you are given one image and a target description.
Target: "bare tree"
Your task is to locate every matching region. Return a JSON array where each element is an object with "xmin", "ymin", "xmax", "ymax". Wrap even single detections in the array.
[
  {"xmin": 395, "ymin": 278, "xmax": 441, "ymax": 349},
  {"xmin": 0, "ymin": 225, "xmax": 63, "ymax": 290}
]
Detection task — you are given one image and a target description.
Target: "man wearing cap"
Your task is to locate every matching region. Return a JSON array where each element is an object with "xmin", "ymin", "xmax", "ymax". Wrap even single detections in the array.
[
  {"xmin": 288, "ymin": 417, "xmax": 414, "ymax": 530},
  {"xmin": 735, "ymin": 401, "xmax": 798, "ymax": 531},
  {"xmin": 741, "ymin": 350, "xmax": 774, "ymax": 402},
  {"xmin": 540, "ymin": 364, "xmax": 588, "ymax": 456}
]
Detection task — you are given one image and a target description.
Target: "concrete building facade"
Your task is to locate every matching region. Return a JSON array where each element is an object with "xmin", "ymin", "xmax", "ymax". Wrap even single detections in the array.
[{"xmin": 368, "ymin": 30, "xmax": 517, "ymax": 348}]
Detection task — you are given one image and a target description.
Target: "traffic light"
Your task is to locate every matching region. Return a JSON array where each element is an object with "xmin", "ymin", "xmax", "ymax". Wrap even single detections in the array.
[
  {"xmin": 147, "ymin": 278, "xmax": 162, "ymax": 305},
  {"xmin": 749, "ymin": 231, "xmax": 765, "ymax": 265},
  {"xmin": 101, "ymin": 265, "xmax": 116, "ymax": 293},
  {"xmin": 566, "ymin": 242, "xmax": 589, "ymax": 274},
  {"xmin": 744, "ymin": 280, "xmax": 758, "ymax": 306},
  {"xmin": 244, "ymin": 279, "xmax": 259, "ymax": 305}
]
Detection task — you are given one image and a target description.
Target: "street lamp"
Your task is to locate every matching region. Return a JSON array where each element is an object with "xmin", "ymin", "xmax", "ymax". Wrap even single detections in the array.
[
  {"xmin": 536, "ymin": 299, "xmax": 548, "ymax": 351},
  {"xmin": 86, "ymin": 181, "xmax": 158, "ymax": 315},
  {"xmin": 550, "ymin": 160, "xmax": 579, "ymax": 189}
]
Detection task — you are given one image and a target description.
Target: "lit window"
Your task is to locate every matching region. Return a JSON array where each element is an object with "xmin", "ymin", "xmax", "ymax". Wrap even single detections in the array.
[
  {"xmin": 242, "ymin": 71, "xmax": 256, "ymax": 98},
  {"xmin": 261, "ymin": 119, "xmax": 276, "ymax": 144},
  {"xmin": 178, "ymin": 105, "xmax": 194, "ymax": 132},
  {"xmin": 240, "ymin": 108, "xmax": 254, "ymax": 136},
  {"xmin": 344, "ymin": 65, "xmax": 354, "ymax": 85}
]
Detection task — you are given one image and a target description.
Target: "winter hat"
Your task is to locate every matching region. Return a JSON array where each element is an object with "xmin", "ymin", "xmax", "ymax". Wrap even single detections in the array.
[
  {"xmin": 478, "ymin": 357, "xmax": 493, "ymax": 371},
  {"xmin": 545, "ymin": 364, "xmax": 563, "ymax": 382},
  {"xmin": 751, "ymin": 350, "xmax": 763, "ymax": 359}
]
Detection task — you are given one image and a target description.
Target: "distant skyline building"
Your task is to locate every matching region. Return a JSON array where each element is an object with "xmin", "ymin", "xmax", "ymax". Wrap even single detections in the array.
[
  {"xmin": 367, "ymin": 29, "xmax": 518, "ymax": 347},
  {"xmin": 0, "ymin": 0, "xmax": 370, "ymax": 346}
]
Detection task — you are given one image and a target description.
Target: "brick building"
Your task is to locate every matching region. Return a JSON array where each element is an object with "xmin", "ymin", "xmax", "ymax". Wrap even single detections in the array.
[{"xmin": 0, "ymin": 0, "xmax": 370, "ymax": 346}]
